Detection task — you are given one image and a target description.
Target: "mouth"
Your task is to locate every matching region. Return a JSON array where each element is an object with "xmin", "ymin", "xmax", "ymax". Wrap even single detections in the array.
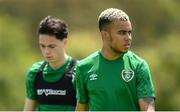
[
  {"xmin": 124, "ymin": 43, "xmax": 131, "ymax": 48},
  {"xmin": 45, "ymin": 56, "xmax": 53, "ymax": 60}
]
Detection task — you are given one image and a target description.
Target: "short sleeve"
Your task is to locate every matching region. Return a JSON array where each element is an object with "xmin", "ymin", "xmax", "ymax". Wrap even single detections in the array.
[
  {"xmin": 75, "ymin": 65, "xmax": 89, "ymax": 104},
  {"xmin": 136, "ymin": 60, "xmax": 155, "ymax": 99},
  {"xmin": 25, "ymin": 69, "xmax": 38, "ymax": 100}
]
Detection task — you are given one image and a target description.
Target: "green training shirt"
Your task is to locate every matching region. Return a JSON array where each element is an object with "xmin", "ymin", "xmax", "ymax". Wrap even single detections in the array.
[
  {"xmin": 76, "ymin": 51, "xmax": 155, "ymax": 111},
  {"xmin": 25, "ymin": 56, "xmax": 76, "ymax": 111}
]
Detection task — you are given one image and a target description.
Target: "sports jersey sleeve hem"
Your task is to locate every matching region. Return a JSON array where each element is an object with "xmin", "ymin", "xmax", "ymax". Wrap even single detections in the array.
[
  {"xmin": 138, "ymin": 94, "xmax": 156, "ymax": 100},
  {"xmin": 77, "ymin": 99, "xmax": 88, "ymax": 104},
  {"xmin": 26, "ymin": 95, "xmax": 37, "ymax": 100}
]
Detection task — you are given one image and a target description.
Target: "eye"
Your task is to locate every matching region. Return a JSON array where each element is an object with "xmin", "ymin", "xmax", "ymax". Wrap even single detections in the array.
[
  {"xmin": 40, "ymin": 44, "xmax": 45, "ymax": 48},
  {"xmin": 128, "ymin": 31, "xmax": 132, "ymax": 35},
  {"xmin": 118, "ymin": 30, "xmax": 132, "ymax": 35},
  {"xmin": 48, "ymin": 45, "xmax": 55, "ymax": 49},
  {"xmin": 118, "ymin": 30, "xmax": 126, "ymax": 35}
]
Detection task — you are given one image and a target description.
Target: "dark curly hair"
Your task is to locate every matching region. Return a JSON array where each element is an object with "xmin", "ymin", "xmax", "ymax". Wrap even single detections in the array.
[{"xmin": 38, "ymin": 16, "xmax": 68, "ymax": 40}]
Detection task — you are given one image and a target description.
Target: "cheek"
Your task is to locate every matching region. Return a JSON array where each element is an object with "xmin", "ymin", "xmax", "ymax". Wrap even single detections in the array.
[
  {"xmin": 54, "ymin": 47, "xmax": 63, "ymax": 54},
  {"xmin": 113, "ymin": 39, "xmax": 124, "ymax": 49},
  {"xmin": 112, "ymin": 36, "xmax": 123, "ymax": 44}
]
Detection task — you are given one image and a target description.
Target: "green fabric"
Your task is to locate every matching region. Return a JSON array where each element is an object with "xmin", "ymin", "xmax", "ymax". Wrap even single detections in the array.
[
  {"xmin": 25, "ymin": 56, "xmax": 76, "ymax": 111},
  {"xmin": 76, "ymin": 51, "xmax": 155, "ymax": 111},
  {"xmin": 38, "ymin": 105, "xmax": 75, "ymax": 111}
]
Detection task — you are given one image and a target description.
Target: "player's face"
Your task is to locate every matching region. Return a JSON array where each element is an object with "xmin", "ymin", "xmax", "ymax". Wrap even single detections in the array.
[
  {"xmin": 39, "ymin": 34, "xmax": 66, "ymax": 63},
  {"xmin": 107, "ymin": 20, "xmax": 132, "ymax": 54}
]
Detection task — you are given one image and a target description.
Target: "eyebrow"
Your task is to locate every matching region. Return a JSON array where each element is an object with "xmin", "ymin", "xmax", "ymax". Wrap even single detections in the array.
[
  {"xmin": 118, "ymin": 29, "xmax": 132, "ymax": 32},
  {"xmin": 117, "ymin": 30, "xmax": 132, "ymax": 34},
  {"xmin": 39, "ymin": 43, "xmax": 56, "ymax": 47}
]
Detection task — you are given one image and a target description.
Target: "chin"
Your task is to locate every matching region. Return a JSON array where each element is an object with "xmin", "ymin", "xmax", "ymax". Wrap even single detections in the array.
[
  {"xmin": 45, "ymin": 59, "xmax": 54, "ymax": 63},
  {"xmin": 122, "ymin": 49, "xmax": 129, "ymax": 53},
  {"xmin": 113, "ymin": 48, "xmax": 129, "ymax": 54}
]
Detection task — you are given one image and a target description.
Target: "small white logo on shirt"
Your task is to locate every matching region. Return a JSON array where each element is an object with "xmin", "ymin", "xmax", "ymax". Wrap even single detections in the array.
[
  {"xmin": 89, "ymin": 74, "xmax": 98, "ymax": 80},
  {"xmin": 37, "ymin": 89, "xmax": 66, "ymax": 96}
]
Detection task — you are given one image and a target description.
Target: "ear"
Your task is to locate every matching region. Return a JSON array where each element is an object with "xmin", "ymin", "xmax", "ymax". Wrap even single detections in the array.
[
  {"xmin": 63, "ymin": 38, "xmax": 68, "ymax": 46},
  {"xmin": 101, "ymin": 30, "xmax": 110, "ymax": 41}
]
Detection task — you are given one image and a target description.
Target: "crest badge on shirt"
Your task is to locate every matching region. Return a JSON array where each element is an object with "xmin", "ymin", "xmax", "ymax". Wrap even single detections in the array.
[{"xmin": 121, "ymin": 69, "xmax": 134, "ymax": 82}]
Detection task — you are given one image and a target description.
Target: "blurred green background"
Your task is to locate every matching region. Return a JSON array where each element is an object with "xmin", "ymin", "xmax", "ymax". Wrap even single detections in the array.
[{"xmin": 0, "ymin": 0, "xmax": 179, "ymax": 110}]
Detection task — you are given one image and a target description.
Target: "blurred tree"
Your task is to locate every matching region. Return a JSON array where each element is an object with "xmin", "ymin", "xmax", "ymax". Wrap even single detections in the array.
[
  {"xmin": 136, "ymin": 33, "xmax": 180, "ymax": 110},
  {"xmin": 0, "ymin": 15, "xmax": 41, "ymax": 110}
]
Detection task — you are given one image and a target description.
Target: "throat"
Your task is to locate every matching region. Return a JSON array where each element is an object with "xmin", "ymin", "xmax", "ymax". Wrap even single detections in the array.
[
  {"xmin": 49, "ymin": 56, "xmax": 68, "ymax": 70},
  {"xmin": 49, "ymin": 62, "xmax": 64, "ymax": 70},
  {"xmin": 101, "ymin": 48, "xmax": 123, "ymax": 60}
]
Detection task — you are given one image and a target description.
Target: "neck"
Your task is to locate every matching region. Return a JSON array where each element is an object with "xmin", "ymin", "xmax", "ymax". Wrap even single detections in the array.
[
  {"xmin": 101, "ymin": 47, "xmax": 123, "ymax": 60},
  {"xmin": 49, "ymin": 54, "xmax": 68, "ymax": 70}
]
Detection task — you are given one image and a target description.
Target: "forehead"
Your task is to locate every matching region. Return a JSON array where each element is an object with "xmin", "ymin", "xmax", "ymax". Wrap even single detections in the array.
[
  {"xmin": 39, "ymin": 34, "xmax": 60, "ymax": 44},
  {"xmin": 39, "ymin": 34, "xmax": 57, "ymax": 40},
  {"xmin": 110, "ymin": 20, "xmax": 132, "ymax": 31}
]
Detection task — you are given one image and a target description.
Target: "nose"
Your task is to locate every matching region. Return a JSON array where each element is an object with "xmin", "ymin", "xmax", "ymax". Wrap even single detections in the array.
[
  {"xmin": 44, "ymin": 47, "xmax": 51, "ymax": 55},
  {"xmin": 124, "ymin": 33, "xmax": 131, "ymax": 41}
]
